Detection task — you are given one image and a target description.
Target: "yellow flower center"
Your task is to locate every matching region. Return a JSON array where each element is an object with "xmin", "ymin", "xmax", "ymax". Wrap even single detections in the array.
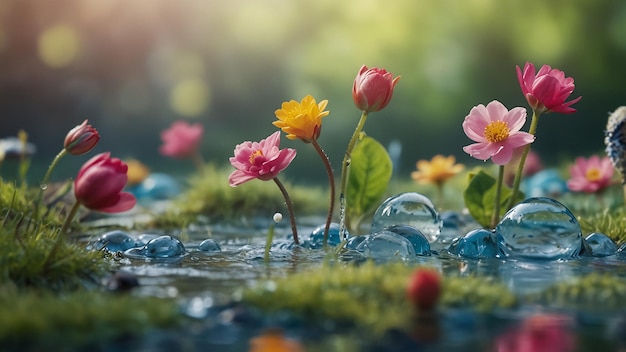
[
  {"xmin": 249, "ymin": 149, "xmax": 263, "ymax": 164},
  {"xmin": 585, "ymin": 167, "xmax": 601, "ymax": 182},
  {"xmin": 483, "ymin": 121, "xmax": 510, "ymax": 143}
]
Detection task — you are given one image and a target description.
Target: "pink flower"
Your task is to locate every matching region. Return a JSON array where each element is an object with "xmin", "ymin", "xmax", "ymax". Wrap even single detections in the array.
[
  {"xmin": 159, "ymin": 120, "xmax": 204, "ymax": 159},
  {"xmin": 517, "ymin": 62, "xmax": 582, "ymax": 114},
  {"xmin": 352, "ymin": 65, "xmax": 400, "ymax": 113},
  {"xmin": 64, "ymin": 120, "xmax": 100, "ymax": 155},
  {"xmin": 462, "ymin": 100, "xmax": 535, "ymax": 165},
  {"xmin": 567, "ymin": 155, "xmax": 615, "ymax": 193},
  {"xmin": 495, "ymin": 314, "xmax": 575, "ymax": 352},
  {"xmin": 74, "ymin": 152, "xmax": 136, "ymax": 213},
  {"xmin": 228, "ymin": 131, "xmax": 297, "ymax": 186},
  {"xmin": 406, "ymin": 269, "xmax": 441, "ymax": 311}
]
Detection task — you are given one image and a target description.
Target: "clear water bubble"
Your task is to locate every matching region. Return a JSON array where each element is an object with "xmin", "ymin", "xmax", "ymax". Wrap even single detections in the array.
[
  {"xmin": 495, "ymin": 197, "xmax": 582, "ymax": 259},
  {"xmin": 344, "ymin": 235, "xmax": 366, "ymax": 250},
  {"xmin": 583, "ymin": 232, "xmax": 617, "ymax": 257},
  {"xmin": 198, "ymin": 238, "xmax": 221, "ymax": 252},
  {"xmin": 125, "ymin": 235, "xmax": 186, "ymax": 258},
  {"xmin": 371, "ymin": 192, "xmax": 442, "ymax": 242},
  {"xmin": 303, "ymin": 222, "xmax": 342, "ymax": 249},
  {"xmin": 383, "ymin": 225, "xmax": 431, "ymax": 256},
  {"xmin": 91, "ymin": 230, "xmax": 136, "ymax": 252},
  {"xmin": 356, "ymin": 230, "xmax": 417, "ymax": 259},
  {"xmin": 447, "ymin": 228, "xmax": 499, "ymax": 259},
  {"xmin": 40, "ymin": 183, "xmax": 48, "ymax": 191}
]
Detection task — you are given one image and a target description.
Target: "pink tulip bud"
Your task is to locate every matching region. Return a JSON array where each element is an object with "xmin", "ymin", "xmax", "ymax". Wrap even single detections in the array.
[
  {"xmin": 352, "ymin": 65, "xmax": 400, "ymax": 113},
  {"xmin": 74, "ymin": 152, "xmax": 136, "ymax": 213},
  {"xmin": 64, "ymin": 120, "xmax": 100, "ymax": 155},
  {"xmin": 516, "ymin": 62, "xmax": 581, "ymax": 114}
]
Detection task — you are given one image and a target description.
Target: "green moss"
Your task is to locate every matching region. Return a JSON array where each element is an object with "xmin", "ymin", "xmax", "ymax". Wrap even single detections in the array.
[
  {"xmin": 532, "ymin": 272, "xmax": 626, "ymax": 310},
  {"xmin": 153, "ymin": 164, "xmax": 329, "ymax": 228},
  {"xmin": 242, "ymin": 261, "xmax": 517, "ymax": 334},
  {"xmin": 577, "ymin": 207, "xmax": 626, "ymax": 245},
  {"xmin": 0, "ymin": 285, "xmax": 181, "ymax": 345}
]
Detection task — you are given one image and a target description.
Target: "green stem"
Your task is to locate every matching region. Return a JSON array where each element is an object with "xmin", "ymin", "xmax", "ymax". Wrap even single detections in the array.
[
  {"xmin": 507, "ymin": 110, "xmax": 541, "ymax": 210},
  {"xmin": 33, "ymin": 148, "xmax": 68, "ymax": 221},
  {"xmin": 491, "ymin": 165, "xmax": 505, "ymax": 229},
  {"xmin": 191, "ymin": 151, "xmax": 205, "ymax": 174},
  {"xmin": 273, "ymin": 177, "xmax": 299, "ymax": 244},
  {"xmin": 339, "ymin": 111, "xmax": 369, "ymax": 237},
  {"xmin": 44, "ymin": 200, "xmax": 81, "ymax": 268},
  {"xmin": 312, "ymin": 139, "xmax": 335, "ymax": 247},
  {"xmin": 264, "ymin": 222, "xmax": 276, "ymax": 263}
]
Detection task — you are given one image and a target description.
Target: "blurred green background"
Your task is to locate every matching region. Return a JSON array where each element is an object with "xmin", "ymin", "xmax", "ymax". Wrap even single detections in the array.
[{"xmin": 0, "ymin": 0, "xmax": 624, "ymax": 184}]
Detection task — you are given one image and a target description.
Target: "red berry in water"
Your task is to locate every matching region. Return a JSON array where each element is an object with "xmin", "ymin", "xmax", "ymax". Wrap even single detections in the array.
[{"xmin": 407, "ymin": 269, "xmax": 441, "ymax": 311}]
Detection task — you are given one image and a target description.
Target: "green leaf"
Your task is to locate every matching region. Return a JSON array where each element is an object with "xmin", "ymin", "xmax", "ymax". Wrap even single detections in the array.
[
  {"xmin": 463, "ymin": 169, "xmax": 524, "ymax": 228},
  {"xmin": 346, "ymin": 136, "xmax": 392, "ymax": 230}
]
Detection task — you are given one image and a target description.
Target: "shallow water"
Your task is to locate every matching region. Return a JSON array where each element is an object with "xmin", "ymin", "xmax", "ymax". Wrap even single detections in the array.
[{"xmin": 79, "ymin": 213, "xmax": 626, "ymax": 351}]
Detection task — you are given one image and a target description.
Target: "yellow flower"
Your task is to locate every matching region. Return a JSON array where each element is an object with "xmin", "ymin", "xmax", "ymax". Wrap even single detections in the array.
[
  {"xmin": 125, "ymin": 158, "xmax": 150, "ymax": 186},
  {"xmin": 273, "ymin": 95, "xmax": 330, "ymax": 142},
  {"xmin": 411, "ymin": 155, "xmax": 464, "ymax": 187}
]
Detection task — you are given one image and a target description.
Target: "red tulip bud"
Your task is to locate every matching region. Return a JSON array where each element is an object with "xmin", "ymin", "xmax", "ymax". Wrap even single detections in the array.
[
  {"xmin": 407, "ymin": 269, "xmax": 441, "ymax": 311},
  {"xmin": 352, "ymin": 65, "xmax": 400, "ymax": 113},
  {"xmin": 64, "ymin": 120, "xmax": 100, "ymax": 155}
]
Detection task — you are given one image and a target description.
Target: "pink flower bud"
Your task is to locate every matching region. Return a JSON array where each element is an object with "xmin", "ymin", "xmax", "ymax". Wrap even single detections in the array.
[
  {"xmin": 64, "ymin": 120, "xmax": 100, "ymax": 155},
  {"xmin": 352, "ymin": 65, "xmax": 400, "ymax": 113},
  {"xmin": 74, "ymin": 152, "xmax": 136, "ymax": 213},
  {"xmin": 159, "ymin": 120, "xmax": 204, "ymax": 159}
]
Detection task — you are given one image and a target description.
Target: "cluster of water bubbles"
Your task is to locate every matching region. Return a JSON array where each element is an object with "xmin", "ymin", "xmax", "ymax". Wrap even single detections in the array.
[
  {"xmin": 338, "ymin": 192, "xmax": 625, "ymax": 261},
  {"xmin": 89, "ymin": 191, "xmax": 625, "ymax": 265}
]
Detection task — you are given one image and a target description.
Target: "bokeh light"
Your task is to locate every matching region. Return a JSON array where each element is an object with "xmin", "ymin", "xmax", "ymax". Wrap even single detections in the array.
[{"xmin": 37, "ymin": 24, "xmax": 80, "ymax": 68}]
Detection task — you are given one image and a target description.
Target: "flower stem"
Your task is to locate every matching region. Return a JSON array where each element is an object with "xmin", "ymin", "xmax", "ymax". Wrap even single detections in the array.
[
  {"xmin": 33, "ymin": 148, "xmax": 68, "ymax": 222},
  {"xmin": 312, "ymin": 139, "xmax": 335, "ymax": 247},
  {"xmin": 339, "ymin": 111, "xmax": 369, "ymax": 238},
  {"xmin": 264, "ymin": 221, "xmax": 276, "ymax": 263},
  {"xmin": 191, "ymin": 151, "xmax": 205, "ymax": 174},
  {"xmin": 273, "ymin": 177, "xmax": 299, "ymax": 244},
  {"xmin": 44, "ymin": 200, "xmax": 81, "ymax": 268},
  {"xmin": 507, "ymin": 110, "xmax": 541, "ymax": 210},
  {"xmin": 491, "ymin": 165, "xmax": 505, "ymax": 229}
]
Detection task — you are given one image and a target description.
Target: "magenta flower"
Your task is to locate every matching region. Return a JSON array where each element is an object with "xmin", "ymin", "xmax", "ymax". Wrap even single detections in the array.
[
  {"xmin": 352, "ymin": 65, "xmax": 400, "ymax": 113},
  {"xmin": 64, "ymin": 120, "xmax": 100, "ymax": 155},
  {"xmin": 567, "ymin": 155, "xmax": 615, "ymax": 193},
  {"xmin": 462, "ymin": 100, "xmax": 535, "ymax": 165},
  {"xmin": 159, "ymin": 120, "xmax": 204, "ymax": 159},
  {"xmin": 517, "ymin": 62, "xmax": 582, "ymax": 114},
  {"xmin": 495, "ymin": 314, "xmax": 575, "ymax": 352},
  {"xmin": 228, "ymin": 131, "xmax": 297, "ymax": 186},
  {"xmin": 74, "ymin": 152, "xmax": 137, "ymax": 213}
]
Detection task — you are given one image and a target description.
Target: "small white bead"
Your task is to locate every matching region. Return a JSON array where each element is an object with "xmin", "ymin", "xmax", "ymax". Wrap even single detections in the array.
[{"xmin": 273, "ymin": 213, "xmax": 283, "ymax": 223}]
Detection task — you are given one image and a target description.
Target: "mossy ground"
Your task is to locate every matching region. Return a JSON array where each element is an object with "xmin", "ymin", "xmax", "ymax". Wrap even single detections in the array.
[
  {"xmin": 0, "ymin": 178, "xmax": 181, "ymax": 344},
  {"xmin": 242, "ymin": 261, "xmax": 626, "ymax": 335}
]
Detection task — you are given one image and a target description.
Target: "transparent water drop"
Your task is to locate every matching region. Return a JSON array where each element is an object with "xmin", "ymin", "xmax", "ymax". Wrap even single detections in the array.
[
  {"xmin": 355, "ymin": 230, "xmax": 417, "ymax": 259},
  {"xmin": 447, "ymin": 228, "xmax": 499, "ymax": 259},
  {"xmin": 198, "ymin": 238, "xmax": 221, "ymax": 252},
  {"xmin": 125, "ymin": 235, "xmax": 185, "ymax": 258},
  {"xmin": 40, "ymin": 183, "xmax": 48, "ymax": 191},
  {"xmin": 303, "ymin": 222, "xmax": 342, "ymax": 249},
  {"xmin": 91, "ymin": 230, "xmax": 136, "ymax": 252},
  {"xmin": 383, "ymin": 225, "xmax": 431, "ymax": 256},
  {"xmin": 583, "ymin": 232, "xmax": 617, "ymax": 257},
  {"xmin": 371, "ymin": 192, "xmax": 442, "ymax": 242},
  {"xmin": 495, "ymin": 197, "xmax": 582, "ymax": 259}
]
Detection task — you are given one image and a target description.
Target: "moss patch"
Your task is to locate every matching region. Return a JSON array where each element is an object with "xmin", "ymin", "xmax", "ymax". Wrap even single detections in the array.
[
  {"xmin": 152, "ymin": 164, "xmax": 329, "ymax": 228},
  {"xmin": 242, "ymin": 261, "xmax": 517, "ymax": 334},
  {"xmin": 0, "ymin": 285, "xmax": 181, "ymax": 345},
  {"xmin": 532, "ymin": 272, "xmax": 626, "ymax": 311}
]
